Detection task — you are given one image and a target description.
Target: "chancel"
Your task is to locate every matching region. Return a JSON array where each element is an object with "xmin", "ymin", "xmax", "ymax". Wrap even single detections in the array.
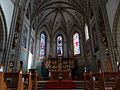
[{"xmin": 0, "ymin": 0, "xmax": 120, "ymax": 89}]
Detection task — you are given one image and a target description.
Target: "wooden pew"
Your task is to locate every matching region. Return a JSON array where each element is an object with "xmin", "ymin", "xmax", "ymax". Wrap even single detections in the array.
[
  {"xmin": 0, "ymin": 72, "xmax": 7, "ymax": 90},
  {"xmin": 84, "ymin": 72, "xmax": 95, "ymax": 90},
  {"xmin": 100, "ymin": 72, "xmax": 120, "ymax": 90},
  {"xmin": 31, "ymin": 74, "xmax": 38, "ymax": 90},
  {"xmin": 92, "ymin": 72, "xmax": 105, "ymax": 90},
  {"xmin": 84, "ymin": 71, "xmax": 120, "ymax": 90},
  {"xmin": 4, "ymin": 71, "xmax": 24, "ymax": 90},
  {"xmin": 23, "ymin": 73, "xmax": 32, "ymax": 90}
]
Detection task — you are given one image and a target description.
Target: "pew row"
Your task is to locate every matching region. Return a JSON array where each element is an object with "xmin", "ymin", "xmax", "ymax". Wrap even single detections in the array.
[{"xmin": 84, "ymin": 72, "xmax": 120, "ymax": 90}]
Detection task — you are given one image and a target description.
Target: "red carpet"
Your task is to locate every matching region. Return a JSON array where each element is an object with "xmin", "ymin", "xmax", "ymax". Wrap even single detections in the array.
[{"xmin": 45, "ymin": 80, "xmax": 76, "ymax": 89}]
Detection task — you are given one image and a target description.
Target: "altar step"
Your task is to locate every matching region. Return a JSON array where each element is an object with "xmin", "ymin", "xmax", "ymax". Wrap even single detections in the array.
[
  {"xmin": 73, "ymin": 81, "xmax": 85, "ymax": 89},
  {"xmin": 37, "ymin": 80, "xmax": 85, "ymax": 90},
  {"xmin": 37, "ymin": 81, "xmax": 46, "ymax": 89}
]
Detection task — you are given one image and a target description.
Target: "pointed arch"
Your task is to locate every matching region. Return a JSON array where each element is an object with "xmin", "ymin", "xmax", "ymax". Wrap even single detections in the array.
[
  {"xmin": 52, "ymin": 27, "xmax": 67, "ymax": 57},
  {"xmin": 69, "ymin": 24, "xmax": 82, "ymax": 56},
  {"xmin": 36, "ymin": 24, "xmax": 50, "ymax": 62},
  {"xmin": 38, "ymin": 24, "xmax": 50, "ymax": 40}
]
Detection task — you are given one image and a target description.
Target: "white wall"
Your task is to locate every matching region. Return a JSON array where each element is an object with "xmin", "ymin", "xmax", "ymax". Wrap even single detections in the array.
[
  {"xmin": 0, "ymin": 0, "xmax": 14, "ymax": 36},
  {"xmin": 106, "ymin": 0, "xmax": 120, "ymax": 31}
]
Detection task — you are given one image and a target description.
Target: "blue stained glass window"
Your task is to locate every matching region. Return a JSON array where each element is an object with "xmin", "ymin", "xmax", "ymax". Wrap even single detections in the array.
[
  {"xmin": 73, "ymin": 33, "xmax": 80, "ymax": 55},
  {"xmin": 40, "ymin": 33, "xmax": 46, "ymax": 59},
  {"xmin": 57, "ymin": 36, "xmax": 63, "ymax": 56}
]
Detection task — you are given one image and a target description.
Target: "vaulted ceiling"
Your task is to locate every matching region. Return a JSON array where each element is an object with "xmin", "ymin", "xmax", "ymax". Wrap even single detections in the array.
[{"xmin": 31, "ymin": 0, "xmax": 89, "ymax": 34}]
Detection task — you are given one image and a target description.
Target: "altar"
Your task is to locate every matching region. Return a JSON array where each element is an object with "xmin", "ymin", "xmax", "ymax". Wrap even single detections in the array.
[
  {"xmin": 49, "ymin": 70, "xmax": 71, "ymax": 80},
  {"xmin": 44, "ymin": 57, "xmax": 74, "ymax": 80}
]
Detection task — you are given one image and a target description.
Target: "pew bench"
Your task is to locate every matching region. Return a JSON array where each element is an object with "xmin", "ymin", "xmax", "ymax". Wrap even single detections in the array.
[
  {"xmin": 84, "ymin": 72, "xmax": 101, "ymax": 90},
  {"xmin": 103, "ymin": 72, "xmax": 120, "ymax": 90},
  {"xmin": 84, "ymin": 72, "xmax": 120, "ymax": 90},
  {"xmin": 4, "ymin": 71, "xmax": 24, "ymax": 90}
]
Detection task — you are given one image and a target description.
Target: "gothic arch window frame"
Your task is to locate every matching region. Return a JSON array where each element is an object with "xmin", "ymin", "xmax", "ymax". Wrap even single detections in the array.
[
  {"xmin": 56, "ymin": 35, "xmax": 64, "ymax": 57},
  {"xmin": 39, "ymin": 32, "xmax": 47, "ymax": 59},
  {"xmin": 73, "ymin": 32, "xmax": 81, "ymax": 55}
]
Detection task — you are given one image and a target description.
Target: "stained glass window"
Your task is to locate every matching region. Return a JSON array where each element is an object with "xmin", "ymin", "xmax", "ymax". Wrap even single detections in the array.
[
  {"xmin": 73, "ymin": 33, "xmax": 80, "ymax": 55},
  {"xmin": 85, "ymin": 24, "xmax": 89, "ymax": 40},
  {"xmin": 40, "ymin": 33, "xmax": 46, "ymax": 59},
  {"xmin": 57, "ymin": 36, "xmax": 63, "ymax": 56}
]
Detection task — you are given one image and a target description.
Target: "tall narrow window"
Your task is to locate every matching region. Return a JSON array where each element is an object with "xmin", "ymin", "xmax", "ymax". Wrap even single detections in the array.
[
  {"xmin": 73, "ymin": 33, "xmax": 80, "ymax": 55},
  {"xmin": 85, "ymin": 24, "xmax": 89, "ymax": 40},
  {"xmin": 57, "ymin": 36, "xmax": 63, "ymax": 56},
  {"xmin": 40, "ymin": 33, "xmax": 46, "ymax": 59}
]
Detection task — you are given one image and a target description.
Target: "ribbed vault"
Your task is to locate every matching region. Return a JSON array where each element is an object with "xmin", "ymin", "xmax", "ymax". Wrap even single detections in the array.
[{"xmin": 31, "ymin": 0, "xmax": 89, "ymax": 35}]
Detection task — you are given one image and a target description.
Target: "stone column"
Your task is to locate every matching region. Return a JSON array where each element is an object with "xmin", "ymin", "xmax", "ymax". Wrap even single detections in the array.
[
  {"xmin": 4, "ymin": 0, "xmax": 21, "ymax": 71},
  {"xmin": 99, "ymin": 0, "xmax": 117, "ymax": 71}
]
